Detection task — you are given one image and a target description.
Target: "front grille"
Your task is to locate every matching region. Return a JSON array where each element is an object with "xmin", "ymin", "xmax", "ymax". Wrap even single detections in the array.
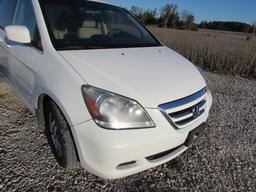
[{"xmin": 159, "ymin": 88, "xmax": 207, "ymax": 129}]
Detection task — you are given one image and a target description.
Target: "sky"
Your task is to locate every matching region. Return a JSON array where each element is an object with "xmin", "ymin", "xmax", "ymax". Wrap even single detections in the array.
[{"xmin": 108, "ymin": 0, "xmax": 256, "ymax": 25}]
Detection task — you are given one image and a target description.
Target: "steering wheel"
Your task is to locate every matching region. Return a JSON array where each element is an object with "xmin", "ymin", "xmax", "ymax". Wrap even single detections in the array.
[{"xmin": 109, "ymin": 28, "xmax": 123, "ymax": 36}]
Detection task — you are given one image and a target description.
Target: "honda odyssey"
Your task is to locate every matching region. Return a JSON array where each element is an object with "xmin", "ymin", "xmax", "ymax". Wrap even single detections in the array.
[{"xmin": 0, "ymin": 0, "xmax": 212, "ymax": 179}]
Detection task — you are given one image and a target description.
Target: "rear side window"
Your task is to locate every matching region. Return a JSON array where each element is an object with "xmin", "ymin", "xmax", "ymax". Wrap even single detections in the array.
[{"xmin": 0, "ymin": 0, "xmax": 18, "ymax": 29}]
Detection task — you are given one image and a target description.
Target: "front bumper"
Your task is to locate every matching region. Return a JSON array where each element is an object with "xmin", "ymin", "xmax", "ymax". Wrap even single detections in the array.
[{"xmin": 72, "ymin": 92, "xmax": 212, "ymax": 179}]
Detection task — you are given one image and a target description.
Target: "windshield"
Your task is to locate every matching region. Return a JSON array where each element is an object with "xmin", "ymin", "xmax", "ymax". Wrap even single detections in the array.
[{"xmin": 39, "ymin": 0, "xmax": 162, "ymax": 50}]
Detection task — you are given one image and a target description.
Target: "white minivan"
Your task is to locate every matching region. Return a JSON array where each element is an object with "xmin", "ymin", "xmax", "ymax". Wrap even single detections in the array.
[{"xmin": 0, "ymin": 0, "xmax": 212, "ymax": 179}]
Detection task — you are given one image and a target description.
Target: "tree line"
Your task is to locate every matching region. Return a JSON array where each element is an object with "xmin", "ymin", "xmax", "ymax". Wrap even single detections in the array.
[
  {"xmin": 199, "ymin": 21, "xmax": 254, "ymax": 33},
  {"xmin": 129, "ymin": 4, "xmax": 255, "ymax": 33},
  {"xmin": 130, "ymin": 4, "xmax": 197, "ymax": 31}
]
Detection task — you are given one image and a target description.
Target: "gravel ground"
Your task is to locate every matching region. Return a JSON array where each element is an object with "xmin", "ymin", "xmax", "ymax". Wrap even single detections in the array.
[{"xmin": 0, "ymin": 72, "xmax": 255, "ymax": 192}]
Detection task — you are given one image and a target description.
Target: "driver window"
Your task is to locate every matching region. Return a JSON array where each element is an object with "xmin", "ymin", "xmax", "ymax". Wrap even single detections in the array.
[{"xmin": 13, "ymin": 0, "xmax": 42, "ymax": 51}]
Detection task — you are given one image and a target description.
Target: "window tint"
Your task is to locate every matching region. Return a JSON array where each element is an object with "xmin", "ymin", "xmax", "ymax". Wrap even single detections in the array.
[
  {"xmin": 105, "ymin": 10, "xmax": 142, "ymax": 39},
  {"xmin": 13, "ymin": 0, "xmax": 37, "ymax": 41},
  {"xmin": 39, "ymin": 0, "xmax": 161, "ymax": 50},
  {"xmin": 0, "ymin": 0, "xmax": 18, "ymax": 29},
  {"xmin": 13, "ymin": 0, "xmax": 42, "ymax": 50}
]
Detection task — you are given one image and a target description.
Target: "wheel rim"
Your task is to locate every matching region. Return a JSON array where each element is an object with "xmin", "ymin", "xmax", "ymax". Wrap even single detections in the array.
[{"xmin": 48, "ymin": 112, "xmax": 63, "ymax": 157}]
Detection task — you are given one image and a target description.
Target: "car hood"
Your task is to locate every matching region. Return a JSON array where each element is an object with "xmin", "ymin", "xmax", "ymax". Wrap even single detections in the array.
[{"xmin": 59, "ymin": 46, "xmax": 206, "ymax": 108}]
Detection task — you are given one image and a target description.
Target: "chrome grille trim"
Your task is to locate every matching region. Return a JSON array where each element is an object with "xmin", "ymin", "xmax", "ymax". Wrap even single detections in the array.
[{"xmin": 159, "ymin": 87, "xmax": 207, "ymax": 129}]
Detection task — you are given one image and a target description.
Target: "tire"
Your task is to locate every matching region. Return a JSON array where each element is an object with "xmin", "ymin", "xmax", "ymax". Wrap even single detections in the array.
[{"xmin": 44, "ymin": 99, "xmax": 79, "ymax": 168}]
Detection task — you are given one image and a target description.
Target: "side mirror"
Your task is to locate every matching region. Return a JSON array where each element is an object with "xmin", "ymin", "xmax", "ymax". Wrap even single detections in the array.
[{"xmin": 5, "ymin": 25, "xmax": 31, "ymax": 44}]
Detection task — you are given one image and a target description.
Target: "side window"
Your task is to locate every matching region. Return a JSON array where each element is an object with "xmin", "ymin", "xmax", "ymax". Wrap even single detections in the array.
[
  {"xmin": 13, "ymin": 0, "xmax": 43, "ymax": 51},
  {"xmin": 0, "ymin": 0, "xmax": 18, "ymax": 29}
]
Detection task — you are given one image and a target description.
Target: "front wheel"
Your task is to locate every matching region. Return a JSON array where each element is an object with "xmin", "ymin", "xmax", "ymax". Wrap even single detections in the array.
[{"xmin": 44, "ymin": 99, "xmax": 79, "ymax": 168}]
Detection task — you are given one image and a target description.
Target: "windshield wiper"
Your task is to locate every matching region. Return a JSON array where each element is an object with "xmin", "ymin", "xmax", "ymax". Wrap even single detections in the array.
[
  {"xmin": 57, "ymin": 43, "xmax": 162, "ymax": 51},
  {"xmin": 58, "ymin": 45, "xmax": 107, "ymax": 50}
]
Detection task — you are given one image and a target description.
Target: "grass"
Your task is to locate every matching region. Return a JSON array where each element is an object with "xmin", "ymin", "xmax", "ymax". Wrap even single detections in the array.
[{"xmin": 149, "ymin": 27, "xmax": 256, "ymax": 78}]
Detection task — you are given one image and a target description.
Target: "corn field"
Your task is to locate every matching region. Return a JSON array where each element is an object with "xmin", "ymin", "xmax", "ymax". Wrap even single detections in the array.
[{"xmin": 150, "ymin": 27, "xmax": 256, "ymax": 78}]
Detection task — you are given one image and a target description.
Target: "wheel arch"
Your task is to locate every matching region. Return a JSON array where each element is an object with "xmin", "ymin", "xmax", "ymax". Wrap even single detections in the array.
[
  {"xmin": 36, "ymin": 93, "xmax": 80, "ymax": 162},
  {"xmin": 36, "ymin": 93, "xmax": 72, "ymax": 130}
]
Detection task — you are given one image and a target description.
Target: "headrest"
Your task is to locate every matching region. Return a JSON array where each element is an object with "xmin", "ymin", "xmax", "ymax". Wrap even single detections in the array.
[
  {"xmin": 82, "ymin": 20, "xmax": 97, "ymax": 28},
  {"xmin": 56, "ymin": 9, "xmax": 72, "ymax": 31}
]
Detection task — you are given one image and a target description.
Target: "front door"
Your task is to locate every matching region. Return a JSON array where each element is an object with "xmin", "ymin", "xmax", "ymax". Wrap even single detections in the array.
[{"xmin": 7, "ymin": 0, "xmax": 43, "ymax": 110}]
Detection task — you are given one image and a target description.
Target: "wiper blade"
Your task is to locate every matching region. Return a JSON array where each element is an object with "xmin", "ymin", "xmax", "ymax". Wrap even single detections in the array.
[
  {"xmin": 57, "ymin": 43, "xmax": 162, "ymax": 50},
  {"xmin": 58, "ymin": 45, "xmax": 107, "ymax": 50},
  {"xmin": 58, "ymin": 46, "xmax": 85, "ymax": 50}
]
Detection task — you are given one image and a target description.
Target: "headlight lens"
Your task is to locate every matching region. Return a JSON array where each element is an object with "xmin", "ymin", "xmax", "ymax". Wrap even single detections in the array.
[{"xmin": 82, "ymin": 85, "xmax": 155, "ymax": 130}]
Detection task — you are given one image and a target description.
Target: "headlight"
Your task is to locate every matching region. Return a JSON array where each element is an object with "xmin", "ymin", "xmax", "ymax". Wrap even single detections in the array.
[{"xmin": 81, "ymin": 85, "xmax": 155, "ymax": 130}]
